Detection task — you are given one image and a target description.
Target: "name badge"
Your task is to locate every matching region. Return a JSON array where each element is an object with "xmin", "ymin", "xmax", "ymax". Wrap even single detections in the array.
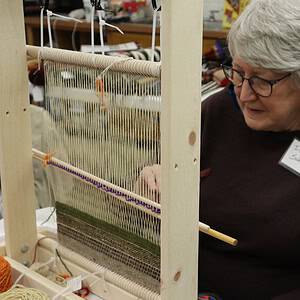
[{"xmin": 279, "ymin": 138, "xmax": 300, "ymax": 176}]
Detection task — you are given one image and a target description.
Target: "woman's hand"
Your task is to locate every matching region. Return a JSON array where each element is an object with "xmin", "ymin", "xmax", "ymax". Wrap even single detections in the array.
[{"xmin": 134, "ymin": 164, "xmax": 161, "ymax": 203}]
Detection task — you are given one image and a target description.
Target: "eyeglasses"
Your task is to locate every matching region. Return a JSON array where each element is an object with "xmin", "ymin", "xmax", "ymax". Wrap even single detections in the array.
[{"xmin": 222, "ymin": 65, "xmax": 291, "ymax": 97}]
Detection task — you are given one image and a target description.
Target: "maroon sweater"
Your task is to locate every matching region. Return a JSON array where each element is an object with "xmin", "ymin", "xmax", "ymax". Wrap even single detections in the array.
[{"xmin": 198, "ymin": 87, "xmax": 300, "ymax": 300}]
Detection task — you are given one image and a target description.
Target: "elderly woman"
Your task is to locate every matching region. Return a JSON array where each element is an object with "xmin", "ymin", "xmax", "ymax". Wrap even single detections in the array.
[{"xmin": 139, "ymin": 0, "xmax": 300, "ymax": 299}]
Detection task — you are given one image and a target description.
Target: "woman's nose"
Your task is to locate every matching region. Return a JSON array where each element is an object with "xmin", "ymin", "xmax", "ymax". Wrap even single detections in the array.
[{"xmin": 238, "ymin": 79, "xmax": 257, "ymax": 102}]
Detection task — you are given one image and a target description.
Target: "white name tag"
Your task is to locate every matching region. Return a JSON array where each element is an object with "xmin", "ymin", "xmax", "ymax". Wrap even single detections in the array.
[{"xmin": 279, "ymin": 138, "xmax": 300, "ymax": 176}]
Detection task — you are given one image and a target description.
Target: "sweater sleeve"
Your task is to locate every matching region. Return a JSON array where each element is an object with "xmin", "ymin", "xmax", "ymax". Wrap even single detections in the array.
[{"xmin": 273, "ymin": 290, "xmax": 300, "ymax": 300}]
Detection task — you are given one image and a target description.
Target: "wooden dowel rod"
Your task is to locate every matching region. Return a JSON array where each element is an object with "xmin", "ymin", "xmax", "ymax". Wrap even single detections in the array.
[{"xmin": 205, "ymin": 228, "xmax": 238, "ymax": 246}]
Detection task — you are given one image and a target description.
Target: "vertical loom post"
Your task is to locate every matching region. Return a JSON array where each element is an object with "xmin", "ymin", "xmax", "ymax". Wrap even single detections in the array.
[
  {"xmin": 0, "ymin": 0, "xmax": 37, "ymax": 263},
  {"xmin": 161, "ymin": 0, "xmax": 203, "ymax": 299}
]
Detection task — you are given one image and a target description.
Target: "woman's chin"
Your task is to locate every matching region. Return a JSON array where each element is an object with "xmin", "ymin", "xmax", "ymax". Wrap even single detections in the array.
[
  {"xmin": 241, "ymin": 107, "xmax": 272, "ymax": 131},
  {"xmin": 243, "ymin": 114, "xmax": 271, "ymax": 131}
]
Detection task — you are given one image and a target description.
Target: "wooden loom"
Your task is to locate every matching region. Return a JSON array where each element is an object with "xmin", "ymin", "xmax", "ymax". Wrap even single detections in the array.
[{"xmin": 0, "ymin": 0, "xmax": 231, "ymax": 299}]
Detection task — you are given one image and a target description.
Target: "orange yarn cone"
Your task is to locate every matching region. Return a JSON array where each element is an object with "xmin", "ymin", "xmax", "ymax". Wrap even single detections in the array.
[{"xmin": 0, "ymin": 256, "xmax": 12, "ymax": 292}]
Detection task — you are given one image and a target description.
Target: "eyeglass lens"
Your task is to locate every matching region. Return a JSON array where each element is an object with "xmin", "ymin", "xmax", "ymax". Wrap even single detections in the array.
[{"xmin": 224, "ymin": 67, "xmax": 272, "ymax": 97}]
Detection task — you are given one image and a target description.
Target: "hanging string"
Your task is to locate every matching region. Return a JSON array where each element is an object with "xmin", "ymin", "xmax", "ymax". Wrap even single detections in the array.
[
  {"xmin": 46, "ymin": 10, "xmax": 53, "ymax": 48},
  {"xmin": 151, "ymin": 8, "xmax": 159, "ymax": 62},
  {"xmin": 46, "ymin": 10, "xmax": 83, "ymax": 49},
  {"xmin": 71, "ymin": 22, "xmax": 80, "ymax": 51},
  {"xmin": 90, "ymin": 0, "xmax": 124, "ymax": 55},
  {"xmin": 96, "ymin": 12, "xmax": 124, "ymax": 55},
  {"xmin": 90, "ymin": 0, "xmax": 101, "ymax": 54},
  {"xmin": 40, "ymin": 7, "xmax": 44, "ymax": 48},
  {"xmin": 91, "ymin": 5, "xmax": 95, "ymax": 54},
  {"xmin": 104, "ymin": 22, "xmax": 124, "ymax": 35},
  {"xmin": 91, "ymin": 10, "xmax": 123, "ymax": 55},
  {"xmin": 47, "ymin": 12, "xmax": 84, "ymax": 23},
  {"xmin": 39, "ymin": 0, "xmax": 49, "ymax": 48},
  {"xmin": 96, "ymin": 10, "xmax": 105, "ymax": 55},
  {"xmin": 151, "ymin": 0, "xmax": 161, "ymax": 62}
]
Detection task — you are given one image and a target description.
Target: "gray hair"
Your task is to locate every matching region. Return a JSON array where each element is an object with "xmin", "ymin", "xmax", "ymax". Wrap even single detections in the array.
[{"xmin": 228, "ymin": 0, "xmax": 300, "ymax": 86}]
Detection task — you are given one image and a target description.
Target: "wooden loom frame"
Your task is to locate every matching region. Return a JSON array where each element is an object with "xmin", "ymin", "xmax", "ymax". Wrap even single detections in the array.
[{"xmin": 0, "ymin": 0, "xmax": 203, "ymax": 299}]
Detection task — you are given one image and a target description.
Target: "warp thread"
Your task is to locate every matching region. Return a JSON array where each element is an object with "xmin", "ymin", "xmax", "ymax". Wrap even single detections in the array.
[
  {"xmin": 0, "ymin": 256, "xmax": 12, "ymax": 292},
  {"xmin": 48, "ymin": 160, "xmax": 161, "ymax": 214}
]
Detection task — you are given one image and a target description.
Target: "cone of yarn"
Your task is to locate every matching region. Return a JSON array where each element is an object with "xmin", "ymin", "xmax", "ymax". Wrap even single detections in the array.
[{"xmin": 0, "ymin": 256, "xmax": 12, "ymax": 292}]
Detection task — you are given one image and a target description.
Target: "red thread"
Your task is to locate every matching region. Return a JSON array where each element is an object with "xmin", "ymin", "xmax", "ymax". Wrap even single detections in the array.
[{"xmin": 75, "ymin": 287, "xmax": 90, "ymax": 298}]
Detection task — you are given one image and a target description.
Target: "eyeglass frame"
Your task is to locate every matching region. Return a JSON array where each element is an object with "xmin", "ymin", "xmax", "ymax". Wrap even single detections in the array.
[{"xmin": 221, "ymin": 64, "xmax": 291, "ymax": 97}]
